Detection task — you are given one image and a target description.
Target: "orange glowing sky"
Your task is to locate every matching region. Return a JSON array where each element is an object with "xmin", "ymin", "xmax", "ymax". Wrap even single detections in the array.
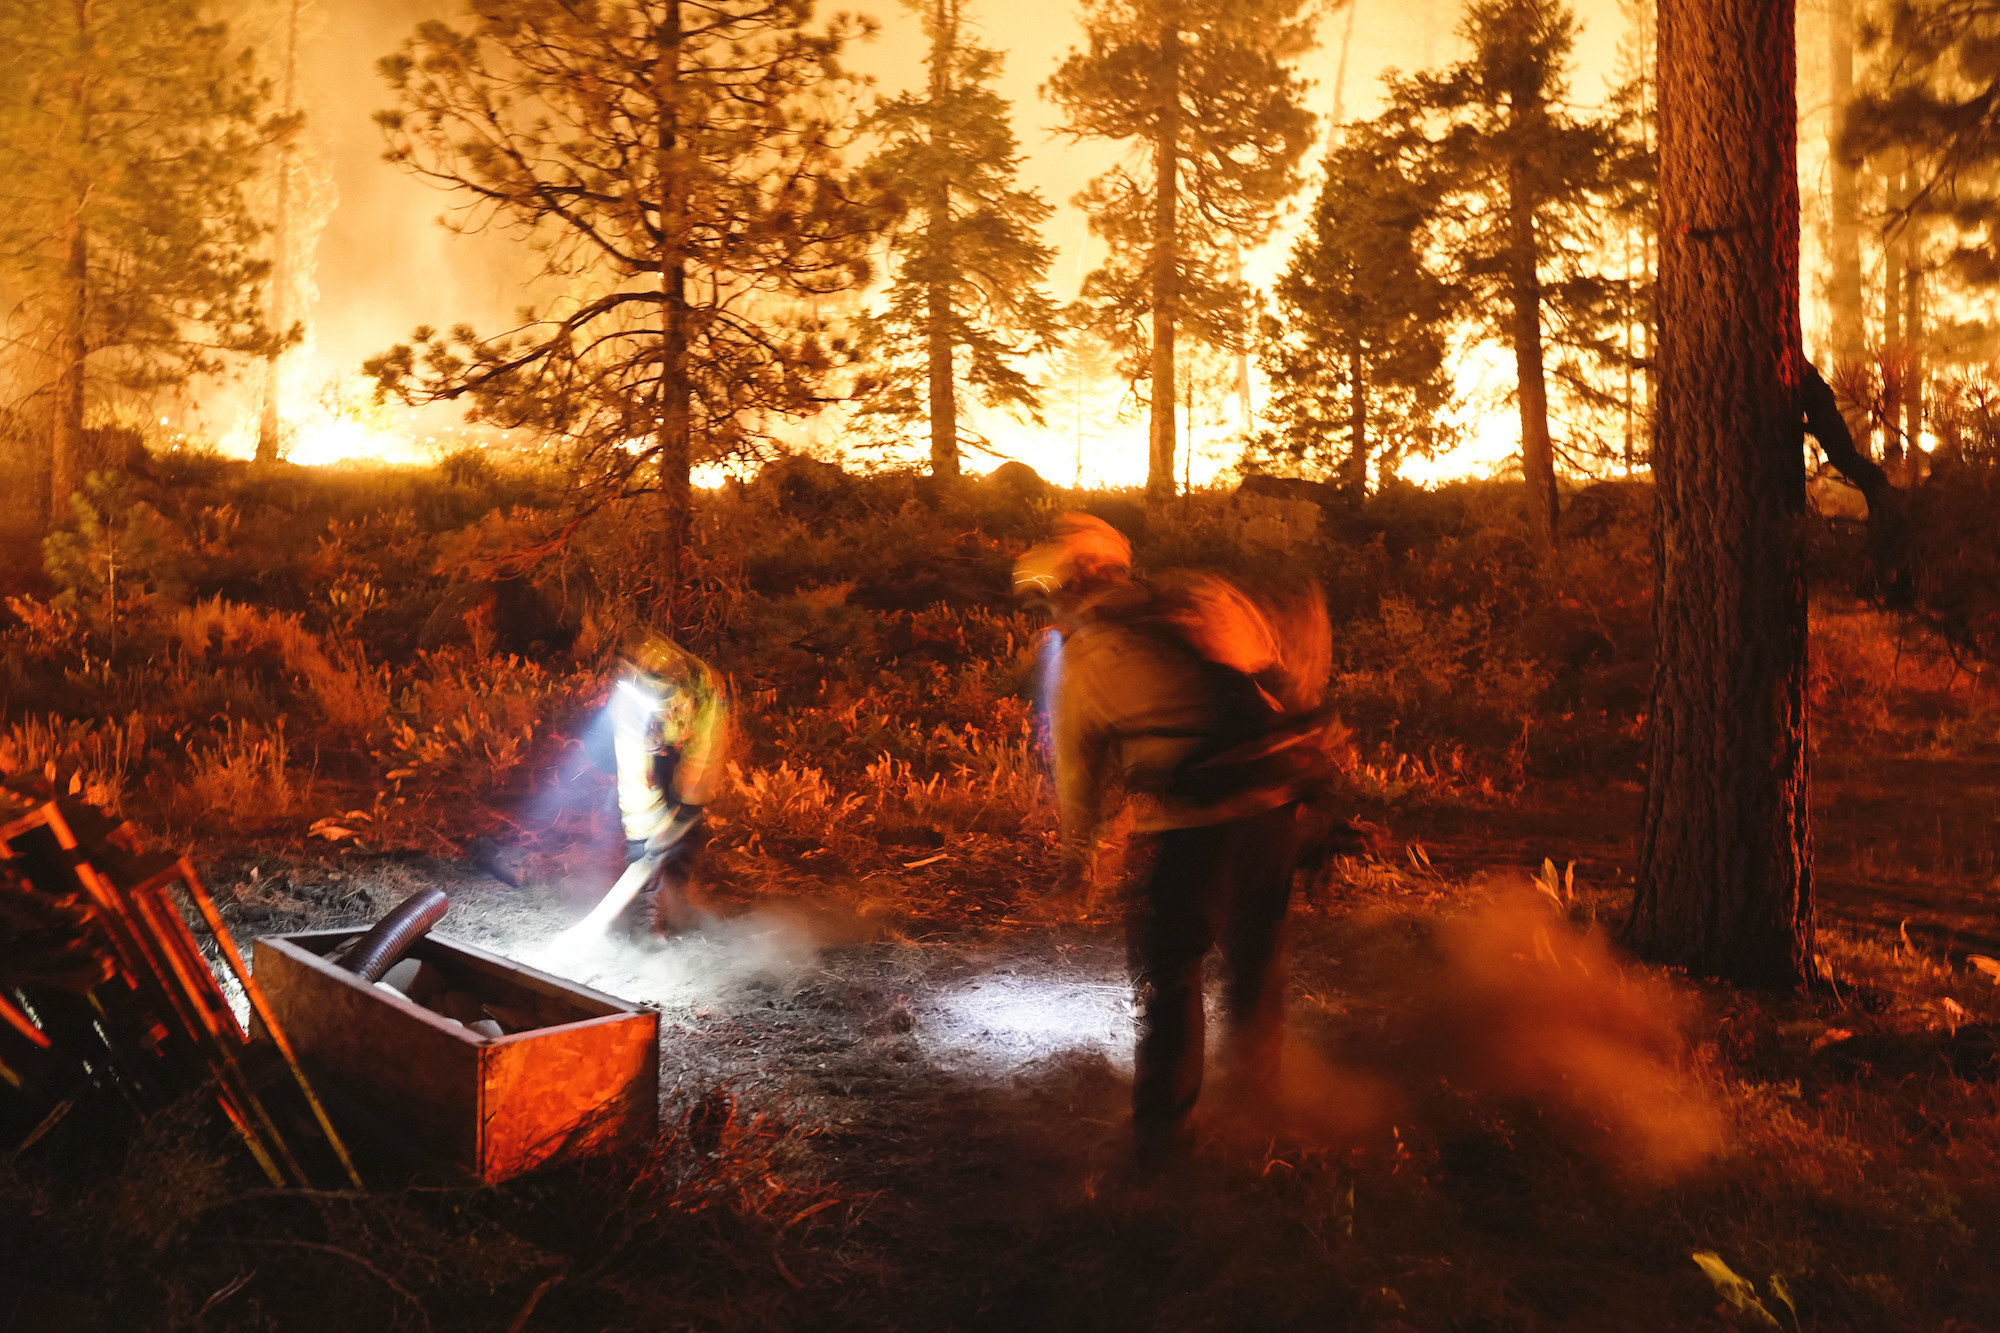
[{"xmin": 212, "ymin": 0, "xmax": 1708, "ymax": 484}]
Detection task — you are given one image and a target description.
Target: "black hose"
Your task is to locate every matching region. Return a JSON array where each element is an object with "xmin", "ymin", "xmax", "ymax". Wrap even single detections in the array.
[{"xmin": 338, "ymin": 887, "xmax": 448, "ymax": 983}]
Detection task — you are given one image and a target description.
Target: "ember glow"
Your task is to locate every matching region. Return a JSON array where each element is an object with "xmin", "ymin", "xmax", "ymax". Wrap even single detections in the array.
[{"xmin": 201, "ymin": 374, "xmax": 511, "ymax": 468}]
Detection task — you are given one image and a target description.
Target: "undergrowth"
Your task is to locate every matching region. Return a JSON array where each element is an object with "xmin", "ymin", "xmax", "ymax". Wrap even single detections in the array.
[{"xmin": 5, "ymin": 452, "xmax": 2000, "ymax": 1328}]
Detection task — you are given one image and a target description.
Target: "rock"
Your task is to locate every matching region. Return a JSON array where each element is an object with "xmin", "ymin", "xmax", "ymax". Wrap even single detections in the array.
[
  {"xmin": 1237, "ymin": 473, "xmax": 1338, "ymax": 507},
  {"xmin": 379, "ymin": 958, "xmax": 423, "ymax": 994},
  {"xmin": 1561, "ymin": 478, "xmax": 1653, "ymax": 540},
  {"xmin": 985, "ymin": 460, "xmax": 1052, "ymax": 504},
  {"xmin": 1228, "ymin": 474, "xmax": 1329, "ymax": 549},
  {"xmin": 1082, "ymin": 498, "xmax": 1147, "ymax": 544},
  {"xmin": 472, "ymin": 835, "xmax": 529, "ymax": 886},
  {"xmin": 757, "ymin": 454, "xmax": 858, "ymax": 517}
]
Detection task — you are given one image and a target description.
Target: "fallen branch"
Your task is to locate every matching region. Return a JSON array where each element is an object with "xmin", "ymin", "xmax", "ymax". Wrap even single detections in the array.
[{"xmin": 206, "ymin": 1236, "xmax": 433, "ymax": 1333}]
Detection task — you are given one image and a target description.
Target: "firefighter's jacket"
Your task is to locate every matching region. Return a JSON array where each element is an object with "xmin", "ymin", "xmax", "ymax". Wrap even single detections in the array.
[
  {"xmin": 614, "ymin": 655, "xmax": 730, "ymax": 843},
  {"xmin": 1051, "ymin": 583, "xmax": 1299, "ymax": 854}
]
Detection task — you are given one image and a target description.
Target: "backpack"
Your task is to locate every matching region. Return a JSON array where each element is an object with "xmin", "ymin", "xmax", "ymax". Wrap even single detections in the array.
[{"xmin": 1130, "ymin": 573, "xmax": 1346, "ymax": 808}]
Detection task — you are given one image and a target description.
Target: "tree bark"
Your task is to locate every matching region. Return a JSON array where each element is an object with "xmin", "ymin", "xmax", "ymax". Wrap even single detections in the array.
[
  {"xmin": 48, "ymin": 0, "xmax": 91, "ymax": 527},
  {"xmin": 1626, "ymin": 0, "xmax": 1814, "ymax": 989},
  {"xmin": 50, "ymin": 213, "xmax": 87, "ymax": 527},
  {"xmin": 1825, "ymin": 0, "xmax": 1864, "ymax": 366},
  {"xmin": 1506, "ymin": 152, "xmax": 1558, "ymax": 545},
  {"xmin": 656, "ymin": 0, "xmax": 692, "ymax": 615},
  {"xmin": 1882, "ymin": 164, "xmax": 1908, "ymax": 467},
  {"xmin": 256, "ymin": 0, "xmax": 302, "ymax": 464},
  {"xmin": 1146, "ymin": 21, "xmax": 1182, "ymax": 506},
  {"xmin": 924, "ymin": 0, "xmax": 958, "ymax": 480},
  {"xmin": 1901, "ymin": 228, "xmax": 1923, "ymax": 473},
  {"xmin": 1342, "ymin": 345, "xmax": 1367, "ymax": 503}
]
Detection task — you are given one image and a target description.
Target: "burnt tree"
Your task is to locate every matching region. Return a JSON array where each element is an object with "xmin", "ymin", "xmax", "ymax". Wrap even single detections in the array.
[{"xmin": 1625, "ymin": 0, "xmax": 1815, "ymax": 987}]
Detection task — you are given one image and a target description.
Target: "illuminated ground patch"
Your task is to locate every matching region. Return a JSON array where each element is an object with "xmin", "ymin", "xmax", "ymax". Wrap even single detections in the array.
[{"xmin": 919, "ymin": 969, "xmax": 1134, "ymax": 1076}]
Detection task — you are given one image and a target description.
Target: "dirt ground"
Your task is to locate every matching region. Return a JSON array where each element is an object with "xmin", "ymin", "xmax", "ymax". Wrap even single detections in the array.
[{"xmin": 189, "ymin": 739, "xmax": 2000, "ymax": 1331}]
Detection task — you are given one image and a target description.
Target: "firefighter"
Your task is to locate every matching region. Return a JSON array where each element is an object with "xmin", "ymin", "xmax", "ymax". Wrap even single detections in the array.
[
  {"xmin": 602, "ymin": 628, "xmax": 730, "ymax": 940},
  {"xmin": 1017, "ymin": 513, "xmax": 1333, "ymax": 1170}
]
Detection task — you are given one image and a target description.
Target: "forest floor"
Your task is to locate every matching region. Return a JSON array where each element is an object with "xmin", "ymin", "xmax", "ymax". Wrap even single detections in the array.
[{"xmin": 178, "ymin": 736, "xmax": 2000, "ymax": 1332}]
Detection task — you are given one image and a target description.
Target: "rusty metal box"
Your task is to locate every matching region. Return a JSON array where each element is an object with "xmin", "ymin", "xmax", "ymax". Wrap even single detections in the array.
[{"xmin": 252, "ymin": 929, "xmax": 657, "ymax": 1182}]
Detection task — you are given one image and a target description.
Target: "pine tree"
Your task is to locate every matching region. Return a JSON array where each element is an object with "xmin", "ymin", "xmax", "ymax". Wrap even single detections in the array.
[
  {"xmin": 1253, "ymin": 112, "xmax": 1457, "ymax": 502},
  {"xmin": 1045, "ymin": 0, "xmax": 1318, "ymax": 504},
  {"xmin": 1835, "ymin": 2, "xmax": 2000, "ymax": 471},
  {"xmin": 1825, "ymin": 0, "xmax": 1865, "ymax": 367},
  {"xmin": 1382, "ymin": 0, "xmax": 1635, "ymax": 543},
  {"xmin": 1604, "ymin": 0, "xmax": 1658, "ymax": 472},
  {"xmin": 255, "ymin": 0, "xmax": 319, "ymax": 465},
  {"xmin": 366, "ymin": 0, "xmax": 890, "ymax": 603},
  {"xmin": 0, "ymin": 0, "xmax": 284, "ymax": 524},
  {"xmin": 1626, "ymin": 0, "xmax": 1815, "ymax": 989},
  {"xmin": 853, "ymin": 0, "xmax": 1062, "ymax": 479}
]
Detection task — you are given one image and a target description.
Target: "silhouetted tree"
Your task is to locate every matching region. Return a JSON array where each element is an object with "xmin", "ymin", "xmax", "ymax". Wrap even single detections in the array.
[
  {"xmin": 0, "ymin": 0, "xmax": 283, "ymax": 524},
  {"xmin": 1045, "ymin": 0, "xmax": 1318, "ymax": 503},
  {"xmin": 1625, "ymin": 0, "xmax": 1815, "ymax": 989},
  {"xmin": 1382, "ymin": 0, "xmax": 1636, "ymax": 543},
  {"xmin": 1825, "ymin": 0, "xmax": 1866, "ymax": 366},
  {"xmin": 1836, "ymin": 1, "xmax": 2000, "ymax": 469},
  {"xmin": 1253, "ymin": 112, "xmax": 1456, "ymax": 501},
  {"xmin": 854, "ymin": 0, "xmax": 1061, "ymax": 478},
  {"xmin": 367, "ymin": 0, "xmax": 890, "ymax": 597},
  {"xmin": 1604, "ymin": 0, "xmax": 1658, "ymax": 471}
]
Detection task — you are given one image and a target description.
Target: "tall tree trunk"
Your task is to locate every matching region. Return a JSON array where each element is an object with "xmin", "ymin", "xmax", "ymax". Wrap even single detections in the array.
[
  {"xmin": 1902, "ymin": 228, "xmax": 1923, "ymax": 473},
  {"xmin": 1622, "ymin": 218, "xmax": 1636, "ymax": 473},
  {"xmin": 924, "ymin": 0, "xmax": 958, "ymax": 479},
  {"xmin": 656, "ymin": 0, "xmax": 691, "ymax": 614},
  {"xmin": 1506, "ymin": 153, "xmax": 1558, "ymax": 545},
  {"xmin": 49, "ymin": 0, "xmax": 90, "ymax": 527},
  {"xmin": 1229, "ymin": 246, "xmax": 1252, "ymax": 431},
  {"xmin": 1825, "ymin": 0, "xmax": 1864, "ymax": 365},
  {"xmin": 1146, "ymin": 22, "xmax": 1182, "ymax": 506},
  {"xmin": 924, "ymin": 195, "xmax": 957, "ymax": 477},
  {"xmin": 1342, "ymin": 346, "xmax": 1367, "ymax": 503},
  {"xmin": 257, "ymin": 0, "xmax": 303, "ymax": 464},
  {"xmin": 1882, "ymin": 167, "xmax": 1908, "ymax": 468},
  {"xmin": 1627, "ymin": 0, "xmax": 1814, "ymax": 989},
  {"xmin": 50, "ymin": 212, "xmax": 87, "ymax": 527}
]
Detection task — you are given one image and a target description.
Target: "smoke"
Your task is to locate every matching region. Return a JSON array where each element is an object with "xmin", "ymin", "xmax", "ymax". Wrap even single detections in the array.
[
  {"xmin": 1396, "ymin": 878, "xmax": 1725, "ymax": 1182},
  {"xmin": 1212, "ymin": 877, "xmax": 1724, "ymax": 1182},
  {"xmin": 531, "ymin": 910, "xmax": 828, "ymax": 1009}
]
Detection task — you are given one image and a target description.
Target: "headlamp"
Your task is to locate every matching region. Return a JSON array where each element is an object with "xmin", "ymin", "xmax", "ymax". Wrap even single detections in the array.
[{"xmin": 616, "ymin": 677, "xmax": 664, "ymax": 713}]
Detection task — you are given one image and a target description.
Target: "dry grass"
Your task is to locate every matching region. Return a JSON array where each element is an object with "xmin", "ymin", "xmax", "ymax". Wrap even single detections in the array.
[{"xmin": 7, "ymin": 462, "xmax": 2000, "ymax": 1327}]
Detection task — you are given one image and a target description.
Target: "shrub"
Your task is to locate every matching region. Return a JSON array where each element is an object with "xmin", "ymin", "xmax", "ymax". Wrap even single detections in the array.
[{"xmin": 180, "ymin": 720, "xmax": 303, "ymax": 828}]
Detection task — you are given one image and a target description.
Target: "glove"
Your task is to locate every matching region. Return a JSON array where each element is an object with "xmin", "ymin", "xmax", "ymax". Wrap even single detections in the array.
[{"xmin": 644, "ymin": 803, "xmax": 703, "ymax": 858}]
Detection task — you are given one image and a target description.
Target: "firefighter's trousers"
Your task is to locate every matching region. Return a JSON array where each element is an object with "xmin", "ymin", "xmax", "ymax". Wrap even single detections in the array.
[
  {"xmin": 1127, "ymin": 800, "xmax": 1302, "ymax": 1144},
  {"xmin": 616, "ymin": 821, "xmax": 710, "ymax": 938}
]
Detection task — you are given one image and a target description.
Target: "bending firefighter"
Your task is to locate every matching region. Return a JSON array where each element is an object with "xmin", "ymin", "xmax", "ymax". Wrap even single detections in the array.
[
  {"xmin": 1017, "ymin": 513, "xmax": 1339, "ymax": 1169},
  {"xmin": 568, "ymin": 630, "xmax": 730, "ymax": 944}
]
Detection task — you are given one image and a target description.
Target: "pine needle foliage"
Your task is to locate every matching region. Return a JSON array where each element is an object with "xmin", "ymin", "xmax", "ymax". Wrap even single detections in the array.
[
  {"xmin": 0, "ymin": 0, "xmax": 286, "ymax": 523},
  {"xmin": 853, "ymin": 0, "xmax": 1063, "ymax": 478},
  {"xmin": 1377, "ymin": 0, "xmax": 1641, "ymax": 542},
  {"xmin": 365, "ymin": 0, "xmax": 894, "ymax": 590},
  {"xmin": 1045, "ymin": 0, "xmax": 1319, "ymax": 502},
  {"xmin": 1254, "ymin": 113, "xmax": 1459, "ymax": 501},
  {"xmin": 1842, "ymin": 2, "xmax": 2000, "ymax": 298}
]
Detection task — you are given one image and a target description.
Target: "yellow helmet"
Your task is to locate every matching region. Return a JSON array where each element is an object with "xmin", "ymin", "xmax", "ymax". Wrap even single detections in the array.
[
  {"xmin": 620, "ymin": 627, "xmax": 698, "ymax": 686},
  {"xmin": 1012, "ymin": 512, "xmax": 1132, "ymax": 597}
]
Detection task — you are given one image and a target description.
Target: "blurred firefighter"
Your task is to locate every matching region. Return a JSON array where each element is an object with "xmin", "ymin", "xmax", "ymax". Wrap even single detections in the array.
[
  {"xmin": 575, "ymin": 628, "xmax": 730, "ymax": 942},
  {"xmin": 1016, "ymin": 513, "xmax": 1342, "ymax": 1168}
]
